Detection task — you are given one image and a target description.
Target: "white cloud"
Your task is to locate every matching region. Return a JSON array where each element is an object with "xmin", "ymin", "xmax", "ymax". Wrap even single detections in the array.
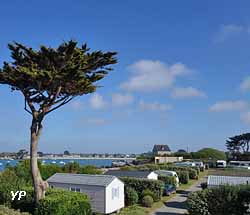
[
  {"xmin": 209, "ymin": 100, "xmax": 248, "ymax": 112},
  {"xmin": 70, "ymin": 100, "xmax": 83, "ymax": 110},
  {"xmin": 215, "ymin": 24, "xmax": 247, "ymax": 42},
  {"xmin": 171, "ymin": 87, "xmax": 206, "ymax": 99},
  {"xmin": 240, "ymin": 76, "xmax": 250, "ymax": 92},
  {"xmin": 80, "ymin": 118, "xmax": 108, "ymax": 126},
  {"xmin": 89, "ymin": 93, "xmax": 106, "ymax": 109},
  {"xmin": 112, "ymin": 93, "xmax": 134, "ymax": 106},
  {"xmin": 139, "ymin": 100, "xmax": 172, "ymax": 111},
  {"xmin": 120, "ymin": 60, "xmax": 191, "ymax": 92},
  {"xmin": 240, "ymin": 112, "xmax": 250, "ymax": 124}
]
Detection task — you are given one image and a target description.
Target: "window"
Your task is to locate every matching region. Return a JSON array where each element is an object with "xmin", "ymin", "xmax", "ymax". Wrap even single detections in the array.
[
  {"xmin": 70, "ymin": 187, "xmax": 81, "ymax": 192},
  {"xmin": 112, "ymin": 187, "xmax": 119, "ymax": 199}
]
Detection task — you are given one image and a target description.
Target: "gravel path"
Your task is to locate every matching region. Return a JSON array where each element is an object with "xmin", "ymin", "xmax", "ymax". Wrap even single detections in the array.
[{"xmin": 151, "ymin": 177, "xmax": 207, "ymax": 215}]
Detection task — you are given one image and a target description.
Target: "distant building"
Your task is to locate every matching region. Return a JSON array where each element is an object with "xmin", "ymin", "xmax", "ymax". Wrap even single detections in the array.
[
  {"xmin": 47, "ymin": 173, "xmax": 124, "ymax": 214},
  {"xmin": 105, "ymin": 170, "xmax": 158, "ymax": 180},
  {"xmin": 153, "ymin": 145, "xmax": 171, "ymax": 155},
  {"xmin": 155, "ymin": 156, "xmax": 183, "ymax": 164},
  {"xmin": 207, "ymin": 175, "xmax": 250, "ymax": 188}
]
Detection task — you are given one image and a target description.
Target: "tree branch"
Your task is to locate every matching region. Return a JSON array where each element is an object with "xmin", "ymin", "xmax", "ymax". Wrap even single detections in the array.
[
  {"xmin": 24, "ymin": 98, "xmax": 32, "ymax": 115},
  {"xmin": 45, "ymin": 96, "xmax": 75, "ymax": 115}
]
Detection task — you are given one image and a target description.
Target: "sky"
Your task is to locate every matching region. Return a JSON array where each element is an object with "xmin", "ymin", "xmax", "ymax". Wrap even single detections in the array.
[{"xmin": 1, "ymin": 1, "xmax": 250, "ymax": 153}]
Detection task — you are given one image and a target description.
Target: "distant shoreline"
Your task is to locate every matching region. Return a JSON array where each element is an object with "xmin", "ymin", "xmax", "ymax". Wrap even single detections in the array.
[{"xmin": 35, "ymin": 157, "xmax": 136, "ymax": 160}]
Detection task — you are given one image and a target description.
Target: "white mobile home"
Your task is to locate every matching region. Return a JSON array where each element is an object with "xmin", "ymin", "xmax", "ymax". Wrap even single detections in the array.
[
  {"xmin": 47, "ymin": 173, "xmax": 124, "ymax": 214},
  {"xmin": 105, "ymin": 170, "xmax": 158, "ymax": 180},
  {"xmin": 216, "ymin": 160, "xmax": 227, "ymax": 168},
  {"xmin": 207, "ymin": 175, "xmax": 250, "ymax": 188}
]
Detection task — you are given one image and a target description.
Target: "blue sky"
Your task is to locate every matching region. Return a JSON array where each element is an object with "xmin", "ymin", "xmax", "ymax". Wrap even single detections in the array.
[{"xmin": 1, "ymin": 1, "xmax": 250, "ymax": 153}]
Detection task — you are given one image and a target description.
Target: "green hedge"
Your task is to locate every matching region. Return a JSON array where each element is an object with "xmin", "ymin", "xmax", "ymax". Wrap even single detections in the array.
[
  {"xmin": 176, "ymin": 171, "xmax": 189, "ymax": 184},
  {"xmin": 187, "ymin": 185, "xmax": 250, "ymax": 215},
  {"xmin": 11, "ymin": 187, "xmax": 91, "ymax": 215},
  {"xmin": 0, "ymin": 205, "xmax": 30, "ymax": 215},
  {"xmin": 124, "ymin": 187, "xmax": 138, "ymax": 206},
  {"xmin": 121, "ymin": 177, "xmax": 164, "ymax": 201},
  {"xmin": 35, "ymin": 189, "xmax": 91, "ymax": 215},
  {"xmin": 158, "ymin": 176, "xmax": 177, "ymax": 186}
]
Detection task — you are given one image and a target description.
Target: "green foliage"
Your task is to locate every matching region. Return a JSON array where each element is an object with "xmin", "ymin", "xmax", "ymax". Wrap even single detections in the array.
[
  {"xmin": 125, "ymin": 187, "xmax": 139, "ymax": 206},
  {"xmin": 11, "ymin": 187, "xmax": 34, "ymax": 214},
  {"xmin": 0, "ymin": 169, "xmax": 26, "ymax": 206},
  {"xmin": 79, "ymin": 165, "xmax": 102, "ymax": 175},
  {"xmin": 187, "ymin": 185, "xmax": 250, "ymax": 215},
  {"xmin": 0, "ymin": 205, "xmax": 30, "ymax": 215},
  {"xmin": 187, "ymin": 190, "xmax": 210, "ymax": 215},
  {"xmin": 11, "ymin": 187, "xmax": 91, "ymax": 215},
  {"xmin": 35, "ymin": 189, "xmax": 91, "ymax": 215},
  {"xmin": 135, "ymin": 164, "xmax": 199, "ymax": 180},
  {"xmin": 121, "ymin": 177, "xmax": 164, "ymax": 201},
  {"xmin": 7, "ymin": 160, "xmax": 102, "ymax": 182},
  {"xmin": 141, "ymin": 189, "xmax": 157, "ymax": 202},
  {"xmin": 141, "ymin": 195, "xmax": 153, "ymax": 208},
  {"xmin": 158, "ymin": 176, "xmax": 177, "ymax": 187},
  {"xmin": 0, "ymin": 41, "xmax": 117, "ymax": 110},
  {"xmin": 176, "ymin": 171, "xmax": 189, "ymax": 184},
  {"xmin": 192, "ymin": 148, "xmax": 226, "ymax": 160}
]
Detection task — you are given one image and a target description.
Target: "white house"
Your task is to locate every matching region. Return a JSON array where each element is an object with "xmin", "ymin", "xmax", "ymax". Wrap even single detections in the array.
[
  {"xmin": 105, "ymin": 170, "xmax": 158, "ymax": 180},
  {"xmin": 47, "ymin": 173, "xmax": 124, "ymax": 214}
]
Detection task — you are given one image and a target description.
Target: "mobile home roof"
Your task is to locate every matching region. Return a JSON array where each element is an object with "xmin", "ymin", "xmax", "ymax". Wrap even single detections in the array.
[
  {"xmin": 47, "ymin": 173, "xmax": 118, "ymax": 187},
  {"xmin": 208, "ymin": 175, "xmax": 250, "ymax": 186}
]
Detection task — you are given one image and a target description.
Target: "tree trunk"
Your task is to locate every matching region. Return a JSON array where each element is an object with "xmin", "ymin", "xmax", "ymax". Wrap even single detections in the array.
[{"xmin": 30, "ymin": 117, "xmax": 48, "ymax": 204}]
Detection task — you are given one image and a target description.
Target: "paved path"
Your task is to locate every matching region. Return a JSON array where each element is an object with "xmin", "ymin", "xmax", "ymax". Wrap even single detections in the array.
[{"xmin": 151, "ymin": 177, "xmax": 207, "ymax": 215}]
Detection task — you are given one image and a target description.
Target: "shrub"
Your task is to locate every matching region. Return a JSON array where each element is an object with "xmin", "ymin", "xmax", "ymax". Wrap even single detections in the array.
[
  {"xmin": 187, "ymin": 190, "xmax": 210, "ymax": 215},
  {"xmin": 0, "ymin": 205, "xmax": 30, "ymax": 215},
  {"xmin": 187, "ymin": 185, "xmax": 250, "ymax": 215},
  {"xmin": 0, "ymin": 169, "xmax": 25, "ymax": 206},
  {"xmin": 141, "ymin": 189, "xmax": 157, "ymax": 202},
  {"xmin": 158, "ymin": 176, "xmax": 177, "ymax": 187},
  {"xmin": 35, "ymin": 189, "xmax": 91, "ymax": 215},
  {"xmin": 141, "ymin": 195, "xmax": 153, "ymax": 208},
  {"xmin": 201, "ymin": 182, "xmax": 207, "ymax": 190},
  {"xmin": 125, "ymin": 187, "xmax": 138, "ymax": 206},
  {"xmin": 188, "ymin": 168, "xmax": 198, "ymax": 179},
  {"xmin": 176, "ymin": 171, "xmax": 189, "ymax": 184},
  {"xmin": 11, "ymin": 187, "xmax": 34, "ymax": 214},
  {"xmin": 11, "ymin": 187, "xmax": 91, "ymax": 215},
  {"xmin": 121, "ymin": 177, "xmax": 164, "ymax": 201}
]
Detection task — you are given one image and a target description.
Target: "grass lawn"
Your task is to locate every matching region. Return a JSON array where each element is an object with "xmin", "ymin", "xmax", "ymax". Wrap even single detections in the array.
[{"xmin": 118, "ymin": 170, "xmax": 208, "ymax": 215}]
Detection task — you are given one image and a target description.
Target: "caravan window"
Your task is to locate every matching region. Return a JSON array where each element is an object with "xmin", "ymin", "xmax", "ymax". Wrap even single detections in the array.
[
  {"xmin": 70, "ymin": 187, "xmax": 81, "ymax": 192},
  {"xmin": 112, "ymin": 187, "xmax": 119, "ymax": 199}
]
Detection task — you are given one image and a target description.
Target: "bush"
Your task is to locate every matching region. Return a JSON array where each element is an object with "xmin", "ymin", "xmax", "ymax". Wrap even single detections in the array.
[
  {"xmin": 0, "ymin": 205, "xmax": 30, "ymax": 215},
  {"xmin": 11, "ymin": 187, "xmax": 91, "ymax": 215},
  {"xmin": 141, "ymin": 189, "xmax": 157, "ymax": 202},
  {"xmin": 125, "ymin": 187, "xmax": 138, "ymax": 206},
  {"xmin": 141, "ymin": 195, "xmax": 153, "ymax": 208},
  {"xmin": 187, "ymin": 185, "xmax": 250, "ymax": 215},
  {"xmin": 158, "ymin": 176, "xmax": 177, "ymax": 187},
  {"xmin": 188, "ymin": 168, "xmax": 198, "ymax": 180},
  {"xmin": 121, "ymin": 177, "xmax": 164, "ymax": 201},
  {"xmin": 187, "ymin": 190, "xmax": 210, "ymax": 215},
  {"xmin": 176, "ymin": 171, "xmax": 189, "ymax": 184},
  {"xmin": 0, "ymin": 169, "xmax": 25, "ymax": 206},
  {"xmin": 201, "ymin": 182, "xmax": 207, "ymax": 190},
  {"xmin": 35, "ymin": 189, "xmax": 91, "ymax": 215},
  {"xmin": 11, "ymin": 187, "xmax": 34, "ymax": 214}
]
